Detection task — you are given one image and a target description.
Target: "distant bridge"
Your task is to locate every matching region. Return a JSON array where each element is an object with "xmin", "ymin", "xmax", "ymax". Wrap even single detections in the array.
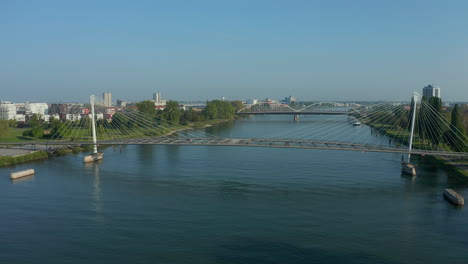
[
  {"xmin": 236, "ymin": 102, "xmax": 357, "ymax": 119},
  {"xmin": 236, "ymin": 111, "xmax": 350, "ymax": 115}
]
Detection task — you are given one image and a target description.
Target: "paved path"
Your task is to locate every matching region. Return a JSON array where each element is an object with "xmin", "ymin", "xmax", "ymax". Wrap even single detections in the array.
[{"xmin": 0, "ymin": 147, "xmax": 36, "ymax": 157}]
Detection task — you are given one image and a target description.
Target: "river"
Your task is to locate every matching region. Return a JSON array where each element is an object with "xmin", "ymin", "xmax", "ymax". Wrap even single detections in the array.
[{"xmin": 1, "ymin": 115, "xmax": 467, "ymax": 263}]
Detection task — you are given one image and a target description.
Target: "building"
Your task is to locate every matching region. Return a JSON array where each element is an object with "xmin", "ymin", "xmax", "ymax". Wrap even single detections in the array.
[
  {"xmin": 422, "ymin": 84, "xmax": 441, "ymax": 99},
  {"xmin": 116, "ymin": 99, "xmax": 127, "ymax": 107},
  {"xmin": 247, "ymin": 99, "xmax": 258, "ymax": 105},
  {"xmin": 0, "ymin": 101, "xmax": 17, "ymax": 120},
  {"xmin": 14, "ymin": 114, "xmax": 26, "ymax": 122},
  {"xmin": 283, "ymin": 96, "xmax": 297, "ymax": 105},
  {"xmin": 43, "ymin": 114, "xmax": 60, "ymax": 122},
  {"xmin": 153, "ymin": 92, "xmax": 166, "ymax": 108},
  {"xmin": 25, "ymin": 102, "xmax": 49, "ymax": 116},
  {"xmin": 49, "ymin": 103, "xmax": 69, "ymax": 115},
  {"xmin": 153, "ymin": 92, "xmax": 161, "ymax": 103},
  {"xmin": 103, "ymin": 92, "xmax": 112, "ymax": 107},
  {"xmin": 65, "ymin": 114, "xmax": 82, "ymax": 121}
]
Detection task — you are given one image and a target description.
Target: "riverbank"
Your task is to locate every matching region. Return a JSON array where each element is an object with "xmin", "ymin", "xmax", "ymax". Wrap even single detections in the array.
[
  {"xmin": 363, "ymin": 121, "xmax": 468, "ymax": 183},
  {"xmin": 427, "ymin": 156, "xmax": 468, "ymax": 183},
  {"xmin": 0, "ymin": 118, "xmax": 236, "ymax": 166},
  {"xmin": 0, "ymin": 150, "xmax": 49, "ymax": 167}
]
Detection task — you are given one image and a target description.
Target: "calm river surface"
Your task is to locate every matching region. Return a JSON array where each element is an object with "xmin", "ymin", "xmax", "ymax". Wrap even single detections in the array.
[{"xmin": 1, "ymin": 115, "xmax": 467, "ymax": 264}]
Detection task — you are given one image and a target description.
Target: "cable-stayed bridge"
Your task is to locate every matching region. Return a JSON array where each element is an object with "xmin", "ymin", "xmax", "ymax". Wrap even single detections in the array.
[{"xmin": 2, "ymin": 94, "xmax": 467, "ymax": 160}]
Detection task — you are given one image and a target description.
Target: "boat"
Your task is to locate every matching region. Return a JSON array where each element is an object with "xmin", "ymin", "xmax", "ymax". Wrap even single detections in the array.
[
  {"xmin": 401, "ymin": 161, "xmax": 416, "ymax": 176},
  {"xmin": 353, "ymin": 121, "xmax": 361, "ymax": 126},
  {"xmin": 83, "ymin": 152, "xmax": 104, "ymax": 163}
]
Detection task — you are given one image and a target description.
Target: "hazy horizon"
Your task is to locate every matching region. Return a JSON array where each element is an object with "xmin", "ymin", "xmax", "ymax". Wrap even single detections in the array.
[{"xmin": 2, "ymin": 0, "xmax": 468, "ymax": 103}]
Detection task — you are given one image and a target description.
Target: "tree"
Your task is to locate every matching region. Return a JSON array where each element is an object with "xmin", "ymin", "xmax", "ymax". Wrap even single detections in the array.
[
  {"xmin": 446, "ymin": 104, "xmax": 467, "ymax": 152},
  {"xmin": 81, "ymin": 115, "xmax": 91, "ymax": 129},
  {"xmin": 181, "ymin": 108, "xmax": 204, "ymax": 124},
  {"xmin": 30, "ymin": 126, "xmax": 44, "ymax": 138},
  {"xmin": 204, "ymin": 100, "xmax": 235, "ymax": 120},
  {"xmin": 112, "ymin": 113, "xmax": 130, "ymax": 129},
  {"xmin": 136, "ymin": 101, "xmax": 156, "ymax": 116},
  {"xmin": 427, "ymin": 97, "xmax": 443, "ymax": 147},
  {"xmin": 0, "ymin": 120, "xmax": 10, "ymax": 139},
  {"xmin": 204, "ymin": 101, "xmax": 219, "ymax": 119},
  {"xmin": 28, "ymin": 113, "xmax": 41, "ymax": 127},
  {"xmin": 230, "ymin": 101, "xmax": 244, "ymax": 112},
  {"xmin": 416, "ymin": 96, "xmax": 428, "ymax": 140},
  {"xmin": 162, "ymin": 100, "xmax": 181, "ymax": 124}
]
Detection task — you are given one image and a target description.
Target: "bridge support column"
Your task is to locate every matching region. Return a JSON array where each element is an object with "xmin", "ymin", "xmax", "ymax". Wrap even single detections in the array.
[{"xmin": 294, "ymin": 115, "xmax": 299, "ymax": 122}]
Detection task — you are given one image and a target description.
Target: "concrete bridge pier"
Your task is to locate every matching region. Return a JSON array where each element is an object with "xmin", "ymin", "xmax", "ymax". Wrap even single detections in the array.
[{"xmin": 294, "ymin": 115, "xmax": 299, "ymax": 122}]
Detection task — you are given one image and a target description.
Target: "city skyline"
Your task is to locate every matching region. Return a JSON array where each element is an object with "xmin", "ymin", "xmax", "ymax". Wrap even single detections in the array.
[{"xmin": 2, "ymin": 1, "xmax": 468, "ymax": 102}]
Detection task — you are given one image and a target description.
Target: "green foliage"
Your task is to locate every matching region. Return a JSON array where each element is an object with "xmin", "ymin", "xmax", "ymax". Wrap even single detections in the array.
[
  {"xmin": 0, "ymin": 151, "xmax": 48, "ymax": 167},
  {"xmin": 21, "ymin": 126, "xmax": 43, "ymax": 138},
  {"xmin": 428, "ymin": 97, "xmax": 443, "ymax": 146},
  {"xmin": 230, "ymin": 100, "xmax": 244, "ymax": 112},
  {"xmin": 446, "ymin": 104, "xmax": 467, "ymax": 152},
  {"xmin": 180, "ymin": 108, "xmax": 204, "ymax": 124},
  {"xmin": 71, "ymin": 147, "xmax": 82, "ymax": 154},
  {"xmin": 112, "ymin": 113, "xmax": 130, "ymax": 129},
  {"xmin": 54, "ymin": 148, "xmax": 70, "ymax": 156},
  {"xmin": 162, "ymin": 100, "xmax": 181, "ymax": 124},
  {"xmin": 204, "ymin": 100, "xmax": 235, "ymax": 119},
  {"xmin": 0, "ymin": 120, "xmax": 10, "ymax": 139},
  {"xmin": 137, "ymin": 100, "xmax": 156, "ymax": 116},
  {"xmin": 8, "ymin": 119, "xmax": 16, "ymax": 128},
  {"xmin": 82, "ymin": 145, "xmax": 95, "ymax": 152},
  {"xmin": 80, "ymin": 115, "xmax": 91, "ymax": 129},
  {"xmin": 31, "ymin": 126, "xmax": 44, "ymax": 138},
  {"xmin": 28, "ymin": 113, "xmax": 42, "ymax": 127}
]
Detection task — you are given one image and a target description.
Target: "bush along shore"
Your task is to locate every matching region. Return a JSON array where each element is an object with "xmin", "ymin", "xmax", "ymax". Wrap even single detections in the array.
[{"xmin": 0, "ymin": 150, "xmax": 49, "ymax": 167}]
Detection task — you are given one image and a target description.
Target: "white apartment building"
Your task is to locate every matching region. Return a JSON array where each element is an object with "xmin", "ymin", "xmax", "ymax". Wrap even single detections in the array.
[
  {"xmin": 25, "ymin": 103, "xmax": 49, "ymax": 116},
  {"xmin": 15, "ymin": 114, "xmax": 26, "ymax": 122},
  {"xmin": 43, "ymin": 114, "xmax": 60, "ymax": 122},
  {"xmin": 0, "ymin": 101, "xmax": 17, "ymax": 120},
  {"xmin": 88, "ymin": 113, "xmax": 104, "ymax": 120},
  {"xmin": 103, "ymin": 92, "xmax": 112, "ymax": 107}
]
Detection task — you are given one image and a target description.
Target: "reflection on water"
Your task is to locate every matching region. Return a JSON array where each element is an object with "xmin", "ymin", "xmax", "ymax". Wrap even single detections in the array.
[
  {"xmin": 10, "ymin": 174, "xmax": 35, "ymax": 183},
  {"xmin": 85, "ymin": 161, "xmax": 103, "ymax": 222}
]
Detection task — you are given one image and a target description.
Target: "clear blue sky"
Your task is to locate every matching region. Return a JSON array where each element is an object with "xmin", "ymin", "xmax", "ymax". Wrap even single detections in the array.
[{"xmin": 1, "ymin": 0, "xmax": 468, "ymax": 103}]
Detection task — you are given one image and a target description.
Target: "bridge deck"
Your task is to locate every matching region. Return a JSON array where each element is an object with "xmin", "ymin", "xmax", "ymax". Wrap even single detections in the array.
[{"xmin": 2, "ymin": 137, "xmax": 466, "ymax": 157}]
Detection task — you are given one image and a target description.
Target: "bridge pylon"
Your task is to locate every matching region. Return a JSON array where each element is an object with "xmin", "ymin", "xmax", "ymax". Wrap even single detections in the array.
[{"xmin": 83, "ymin": 95, "xmax": 104, "ymax": 163}]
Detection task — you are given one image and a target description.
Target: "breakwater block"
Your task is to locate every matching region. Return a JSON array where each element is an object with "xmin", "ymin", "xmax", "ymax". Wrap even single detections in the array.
[
  {"xmin": 443, "ymin": 189, "xmax": 464, "ymax": 206},
  {"xmin": 10, "ymin": 169, "xmax": 35, "ymax": 180},
  {"xmin": 83, "ymin": 153, "xmax": 104, "ymax": 163}
]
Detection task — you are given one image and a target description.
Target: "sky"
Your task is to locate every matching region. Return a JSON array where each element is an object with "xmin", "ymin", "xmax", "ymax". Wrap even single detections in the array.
[{"xmin": 1, "ymin": 0, "xmax": 468, "ymax": 103}]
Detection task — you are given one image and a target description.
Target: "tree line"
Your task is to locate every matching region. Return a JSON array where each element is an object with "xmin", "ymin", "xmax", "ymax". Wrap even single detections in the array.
[{"xmin": 133, "ymin": 100, "xmax": 243, "ymax": 125}]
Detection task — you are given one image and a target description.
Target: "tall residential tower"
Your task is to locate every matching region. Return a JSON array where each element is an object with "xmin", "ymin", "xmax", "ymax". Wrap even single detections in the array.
[
  {"xmin": 103, "ymin": 92, "xmax": 112, "ymax": 107},
  {"xmin": 422, "ymin": 85, "xmax": 441, "ymax": 99}
]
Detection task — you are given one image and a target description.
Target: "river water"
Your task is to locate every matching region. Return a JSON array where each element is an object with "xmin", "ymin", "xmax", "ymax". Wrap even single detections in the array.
[{"xmin": 1, "ymin": 115, "xmax": 467, "ymax": 264}]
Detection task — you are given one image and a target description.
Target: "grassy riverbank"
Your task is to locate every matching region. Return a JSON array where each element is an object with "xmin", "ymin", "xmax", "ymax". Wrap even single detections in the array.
[
  {"xmin": 426, "ymin": 156, "xmax": 468, "ymax": 183},
  {"xmin": 0, "ymin": 118, "xmax": 236, "ymax": 167},
  {"xmin": 365, "ymin": 122, "xmax": 468, "ymax": 181},
  {"xmin": 0, "ymin": 150, "xmax": 49, "ymax": 167}
]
